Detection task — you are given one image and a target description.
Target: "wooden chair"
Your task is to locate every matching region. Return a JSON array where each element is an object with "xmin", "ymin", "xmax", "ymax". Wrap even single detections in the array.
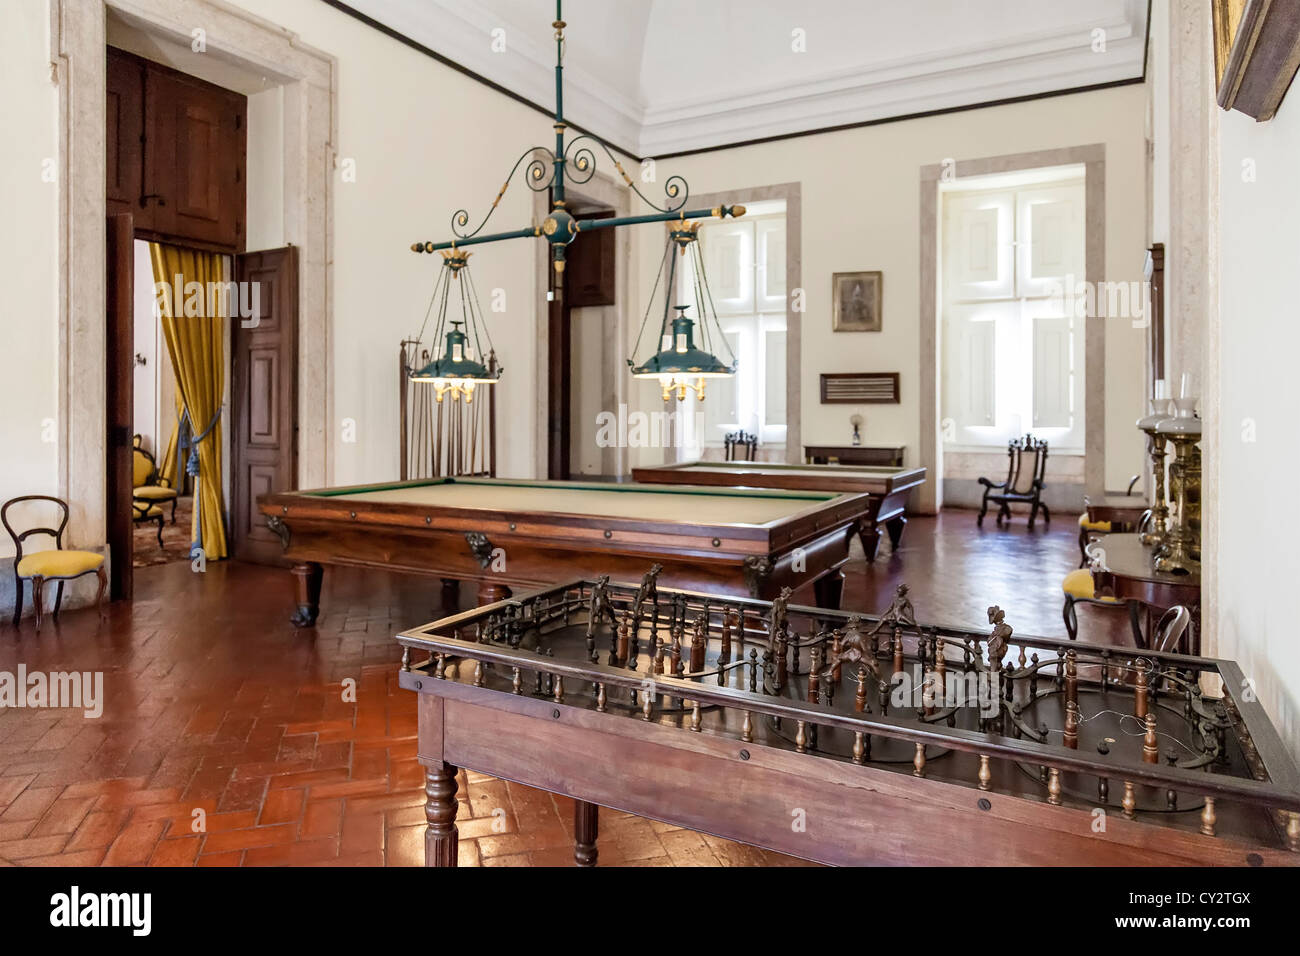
[
  {"xmin": 1061, "ymin": 566, "xmax": 1124, "ymax": 642},
  {"xmin": 977, "ymin": 434, "xmax": 1050, "ymax": 528},
  {"xmin": 724, "ymin": 430, "xmax": 758, "ymax": 461},
  {"xmin": 3, "ymin": 495, "xmax": 107, "ymax": 631},
  {"xmin": 133, "ymin": 434, "xmax": 178, "ymax": 525}
]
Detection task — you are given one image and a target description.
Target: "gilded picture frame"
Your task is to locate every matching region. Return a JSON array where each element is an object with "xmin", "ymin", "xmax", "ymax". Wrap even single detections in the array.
[{"xmin": 831, "ymin": 271, "xmax": 882, "ymax": 332}]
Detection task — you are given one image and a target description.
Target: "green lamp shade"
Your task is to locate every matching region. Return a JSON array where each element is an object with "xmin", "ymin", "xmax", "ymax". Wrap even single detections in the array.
[
  {"xmin": 630, "ymin": 314, "xmax": 735, "ymax": 378},
  {"xmin": 410, "ymin": 324, "xmax": 499, "ymax": 384}
]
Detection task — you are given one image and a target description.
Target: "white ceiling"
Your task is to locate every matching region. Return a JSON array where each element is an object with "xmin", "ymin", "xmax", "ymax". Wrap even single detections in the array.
[{"xmin": 344, "ymin": 0, "xmax": 1149, "ymax": 156}]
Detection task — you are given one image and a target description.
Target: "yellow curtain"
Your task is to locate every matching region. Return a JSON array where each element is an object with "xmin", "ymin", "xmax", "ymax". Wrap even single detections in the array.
[
  {"xmin": 149, "ymin": 242, "xmax": 229, "ymax": 560},
  {"xmin": 158, "ymin": 391, "xmax": 182, "ymax": 487}
]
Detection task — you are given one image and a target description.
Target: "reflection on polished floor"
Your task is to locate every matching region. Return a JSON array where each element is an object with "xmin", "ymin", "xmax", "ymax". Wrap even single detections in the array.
[{"xmin": 0, "ymin": 509, "xmax": 1125, "ymax": 866}]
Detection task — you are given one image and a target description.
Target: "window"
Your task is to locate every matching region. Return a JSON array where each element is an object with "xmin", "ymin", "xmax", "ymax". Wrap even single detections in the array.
[
  {"xmin": 940, "ymin": 171, "xmax": 1085, "ymax": 452},
  {"xmin": 677, "ymin": 202, "xmax": 787, "ymax": 454}
]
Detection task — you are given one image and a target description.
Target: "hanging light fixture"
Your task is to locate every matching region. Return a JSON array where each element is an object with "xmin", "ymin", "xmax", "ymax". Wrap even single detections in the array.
[
  {"xmin": 629, "ymin": 221, "xmax": 739, "ymax": 401},
  {"xmin": 409, "ymin": 250, "xmax": 500, "ymax": 402}
]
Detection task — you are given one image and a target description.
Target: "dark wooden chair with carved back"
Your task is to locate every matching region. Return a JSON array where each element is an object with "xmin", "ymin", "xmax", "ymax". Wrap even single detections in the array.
[
  {"xmin": 3, "ymin": 495, "xmax": 107, "ymax": 631},
  {"xmin": 724, "ymin": 430, "xmax": 758, "ymax": 461},
  {"xmin": 977, "ymin": 434, "xmax": 1050, "ymax": 528}
]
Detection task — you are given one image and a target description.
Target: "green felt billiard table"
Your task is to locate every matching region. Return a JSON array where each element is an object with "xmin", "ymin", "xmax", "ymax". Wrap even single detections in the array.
[
  {"xmin": 257, "ymin": 477, "xmax": 870, "ymax": 626},
  {"xmin": 631, "ymin": 460, "xmax": 927, "ymax": 561}
]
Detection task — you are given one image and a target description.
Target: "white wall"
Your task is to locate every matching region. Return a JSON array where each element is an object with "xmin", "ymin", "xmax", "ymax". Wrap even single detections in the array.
[
  {"xmin": 627, "ymin": 84, "xmax": 1150, "ymax": 491},
  {"xmin": 1217, "ymin": 104, "xmax": 1300, "ymax": 760},
  {"xmin": 0, "ymin": 0, "xmax": 60, "ymax": 560}
]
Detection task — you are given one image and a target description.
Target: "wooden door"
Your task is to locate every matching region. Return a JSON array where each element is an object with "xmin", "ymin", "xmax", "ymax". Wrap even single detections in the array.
[
  {"xmin": 229, "ymin": 246, "xmax": 298, "ymax": 563},
  {"xmin": 146, "ymin": 68, "xmax": 246, "ymax": 250},
  {"xmin": 106, "ymin": 214, "xmax": 135, "ymax": 599},
  {"xmin": 106, "ymin": 50, "xmax": 144, "ymax": 220}
]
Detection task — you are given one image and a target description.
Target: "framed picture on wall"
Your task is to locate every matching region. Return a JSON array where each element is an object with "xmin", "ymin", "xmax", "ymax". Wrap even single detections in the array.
[{"xmin": 832, "ymin": 271, "xmax": 882, "ymax": 332}]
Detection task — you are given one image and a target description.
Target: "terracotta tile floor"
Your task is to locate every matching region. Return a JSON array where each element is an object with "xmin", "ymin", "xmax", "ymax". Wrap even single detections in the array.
[{"xmin": 0, "ymin": 507, "xmax": 1127, "ymax": 866}]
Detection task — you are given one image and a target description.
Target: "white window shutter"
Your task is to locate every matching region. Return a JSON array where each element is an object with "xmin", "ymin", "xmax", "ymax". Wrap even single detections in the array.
[{"xmin": 1032, "ymin": 315, "xmax": 1071, "ymax": 428}]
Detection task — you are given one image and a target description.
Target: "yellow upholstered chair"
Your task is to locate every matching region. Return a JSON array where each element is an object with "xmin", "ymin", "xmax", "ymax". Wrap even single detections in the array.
[
  {"xmin": 1061, "ymin": 567, "xmax": 1124, "ymax": 642},
  {"xmin": 3, "ymin": 495, "xmax": 107, "ymax": 631},
  {"xmin": 1077, "ymin": 513, "xmax": 1112, "ymax": 567},
  {"xmin": 133, "ymin": 434, "xmax": 178, "ymax": 525}
]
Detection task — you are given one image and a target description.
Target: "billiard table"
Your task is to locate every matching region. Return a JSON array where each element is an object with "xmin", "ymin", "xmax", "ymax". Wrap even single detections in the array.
[
  {"xmin": 257, "ymin": 477, "xmax": 869, "ymax": 626},
  {"xmin": 631, "ymin": 461, "xmax": 926, "ymax": 561}
]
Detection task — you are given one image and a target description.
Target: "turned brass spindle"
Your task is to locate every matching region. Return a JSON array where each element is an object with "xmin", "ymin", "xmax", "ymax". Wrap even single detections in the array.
[
  {"xmin": 978, "ymin": 754, "xmax": 992, "ymax": 791},
  {"xmin": 1065, "ymin": 650, "xmax": 1077, "ymax": 706},
  {"xmin": 1122, "ymin": 781, "xmax": 1137, "ymax": 819},
  {"xmin": 1142, "ymin": 712, "xmax": 1159, "ymax": 764},
  {"xmin": 553, "ymin": 675, "xmax": 564, "ymax": 704},
  {"xmin": 653, "ymin": 645, "xmax": 665, "ymax": 675},
  {"xmin": 831, "ymin": 631, "xmax": 843, "ymax": 683},
  {"xmin": 1064, "ymin": 699, "xmax": 1079, "ymax": 750},
  {"xmin": 1099, "ymin": 777, "xmax": 1109, "ymax": 802},
  {"xmin": 795, "ymin": 720, "xmax": 808, "ymax": 753},
  {"xmin": 1135, "ymin": 663, "xmax": 1149, "ymax": 720},
  {"xmin": 401, "ymin": 647, "xmax": 411, "ymax": 672},
  {"xmin": 719, "ymin": 609, "xmax": 734, "ymax": 666},
  {"xmin": 741, "ymin": 711, "xmax": 753, "ymax": 743},
  {"xmin": 435, "ymin": 655, "xmax": 447, "ymax": 679},
  {"xmin": 595, "ymin": 683, "xmax": 606, "ymax": 712},
  {"xmin": 1200, "ymin": 797, "xmax": 1217, "ymax": 837},
  {"xmin": 512, "ymin": 667, "xmax": 522, "ymax": 695},
  {"xmin": 615, "ymin": 617, "xmax": 629, "ymax": 667},
  {"xmin": 852, "ymin": 731, "xmax": 865, "ymax": 765},
  {"xmin": 641, "ymin": 690, "xmax": 653, "ymax": 721},
  {"xmin": 807, "ymin": 646, "xmax": 821, "ymax": 704},
  {"xmin": 690, "ymin": 616, "xmax": 706, "ymax": 673},
  {"xmin": 473, "ymin": 661, "xmax": 485, "ymax": 687},
  {"xmin": 1047, "ymin": 768, "xmax": 1062, "ymax": 805},
  {"xmin": 775, "ymin": 633, "xmax": 788, "ymax": 690},
  {"xmin": 893, "ymin": 628, "xmax": 905, "ymax": 677},
  {"xmin": 690, "ymin": 700, "xmax": 701, "ymax": 732},
  {"xmin": 913, "ymin": 742, "xmax": 926, "ymax": 777},
  {"xmin": 854, "ymin": 666, "xmax": 868, "ymax": 714},
  {"xmin": 934, "ymin": 641, "xmax": 946, "ymax": 702},
  {"xmin": 670, "ymin": 629, "xmax": 682, "ymax": 676}
]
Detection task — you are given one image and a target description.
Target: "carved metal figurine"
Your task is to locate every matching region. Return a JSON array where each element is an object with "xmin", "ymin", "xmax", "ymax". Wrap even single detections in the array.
[
  {"xmin": 867, "ymin": 583, "xmax": 917, "ymax": 650},
  {"xmin": 631, "ymin": 563, "xmax": 663, "ymax": 634},
  {"xmin": 585, "ymin": 575, "xmax": 618, "ymax": 662},
  {"xmin": 768, "ymin": 586, "xmax": 793, "ymax": 647},
  {"xmin": 820, "ymin": 615, "xmax": 880, "ymax": 684},
  {"xmin": 985, "ymin": 605, "xmax": 1013, "ymax": 667}
]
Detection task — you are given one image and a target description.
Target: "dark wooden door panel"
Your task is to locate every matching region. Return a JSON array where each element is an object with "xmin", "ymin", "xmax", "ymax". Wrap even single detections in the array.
[
  {"xmin": 230, "ymin": 246, "xmax": 297, "ymax": 564},
  {"xmin": 106, "ymin": 214, "xmax": 135, "ymax": 599},
  {"xmin": 105, "ymin": 50, "xmax": 144, "ymax": 220}
]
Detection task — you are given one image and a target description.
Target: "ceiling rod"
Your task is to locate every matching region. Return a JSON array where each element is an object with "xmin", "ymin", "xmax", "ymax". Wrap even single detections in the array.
[{"xmin": 409, "ymin": 0, "xmax": 745, "ymax": 290}]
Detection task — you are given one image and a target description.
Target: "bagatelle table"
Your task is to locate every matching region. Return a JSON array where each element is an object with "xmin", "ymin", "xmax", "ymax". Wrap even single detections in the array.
[
  {"xmin": 630, "ymin": 461, "xmax": 926, "ymax": 561},
  {"xmin": 397, "ymin": 577, "xmax": 1300, "ymax": 866},
  {"xmin": 257, "ymin": 477, "xmax": 869, "ymax": 626}
]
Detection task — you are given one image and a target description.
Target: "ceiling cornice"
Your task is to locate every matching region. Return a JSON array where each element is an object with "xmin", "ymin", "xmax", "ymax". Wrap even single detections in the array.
[{"xmin": 325, "ymin": 0, "xmax": 1149, "ymax": 158}]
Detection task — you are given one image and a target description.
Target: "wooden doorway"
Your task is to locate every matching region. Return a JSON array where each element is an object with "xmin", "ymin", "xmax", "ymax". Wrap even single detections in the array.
[
  {"xmin": 105, "ymin": 214, "xmax": 135, "ymax": 600},
  {"xmin": 548, "ymin": 207, "xmax": 615, "ymax": 479},
  {"xmin": 229, "ymin": 246, "xmax": 299, "ymax": 563}
]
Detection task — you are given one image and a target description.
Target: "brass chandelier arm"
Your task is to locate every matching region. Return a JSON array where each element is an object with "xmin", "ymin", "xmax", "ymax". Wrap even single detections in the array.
[
  {"xmin": 563, "ymin": 133, "xmax": 689, "ymax": 214},
  {"xmin": 440, "ymin": 146, "xmax": 557, "ymax": 243}
]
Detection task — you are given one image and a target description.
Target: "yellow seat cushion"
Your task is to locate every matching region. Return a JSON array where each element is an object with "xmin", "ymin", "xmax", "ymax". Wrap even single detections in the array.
[
  {"xmin": 133, "ymin": 503, "xmax": 164, "ymax": 519},
  {"xmin": 1077, "ymin": 513, "xmax": 1111, "ymax": 532},
  {"xmin": 1062, "ymin": 568, "xmax": 1118, "ymax": 602},
  {"xmin": 134, "ymin": 485, "xmax": 177, "ymax": 501},
  {"xmin": 16, "ymin": 550, "xmax": 104, "ymax": 579}
]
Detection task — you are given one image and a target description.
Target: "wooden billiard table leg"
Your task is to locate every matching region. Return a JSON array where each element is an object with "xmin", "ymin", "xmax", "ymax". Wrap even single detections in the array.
[
  {"xmin": 857, "ymin": 523, "xmax": 883, "ymax": 562},
  {"xmin": 812, "ymin": 569, "xmax": 845, "ymax": 610},
  {"xmin": 290, "ymin": 562, "xmax": 323, "ymax": 628},
  {"xmin": 574, "ymin": 800, "xmax": 599, "ymax": 867},
  {"xmin": 886, "ymin": 515, "xmax": 908, "ymax": 552},
  {"xmin": 476, "ymin": 580, "xmax": 513, "ymax": 606},
  {"xmin": 424, "ymin": 761, "xmax": 460, "ymax": 867}
]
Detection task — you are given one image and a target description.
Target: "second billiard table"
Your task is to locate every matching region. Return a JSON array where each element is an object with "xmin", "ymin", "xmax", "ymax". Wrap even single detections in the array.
[
  {"xmin": 257, "ymin": 477, "xmax": 868, "ymax": 626},
  {"xmin": 630, "ymin": 460, "xmax": 927, "ymax": 561}
]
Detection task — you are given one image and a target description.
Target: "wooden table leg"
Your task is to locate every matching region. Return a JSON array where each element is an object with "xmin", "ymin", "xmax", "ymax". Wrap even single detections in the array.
[
  {"xmin": 813, "ymin": 569, "xmax": 845, "ymax": 610},
  {"xmin": 440, "ymin": 577, "xmax": 460, "ymax": 613},
  {"xmin": 857, "ymin": 523, "xmax": 882, "ymax": 562},
  {"xmin": 574, "ymin": 800, "xmax": 599, "ymax": 867},
  {"xmin": 886, "ymin": 515, "xmax": 908, "ymax": 552},
  {"xmin": 424, "ymin": 761, "xmax": 460, "ymax": 867},
  {"xmin": 290, "ymin": 562, "xmax": 323, "ymax": 628},
  {"xmin": 476, "ymin": 580, "xmax": 513, "ymax": 606}
]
